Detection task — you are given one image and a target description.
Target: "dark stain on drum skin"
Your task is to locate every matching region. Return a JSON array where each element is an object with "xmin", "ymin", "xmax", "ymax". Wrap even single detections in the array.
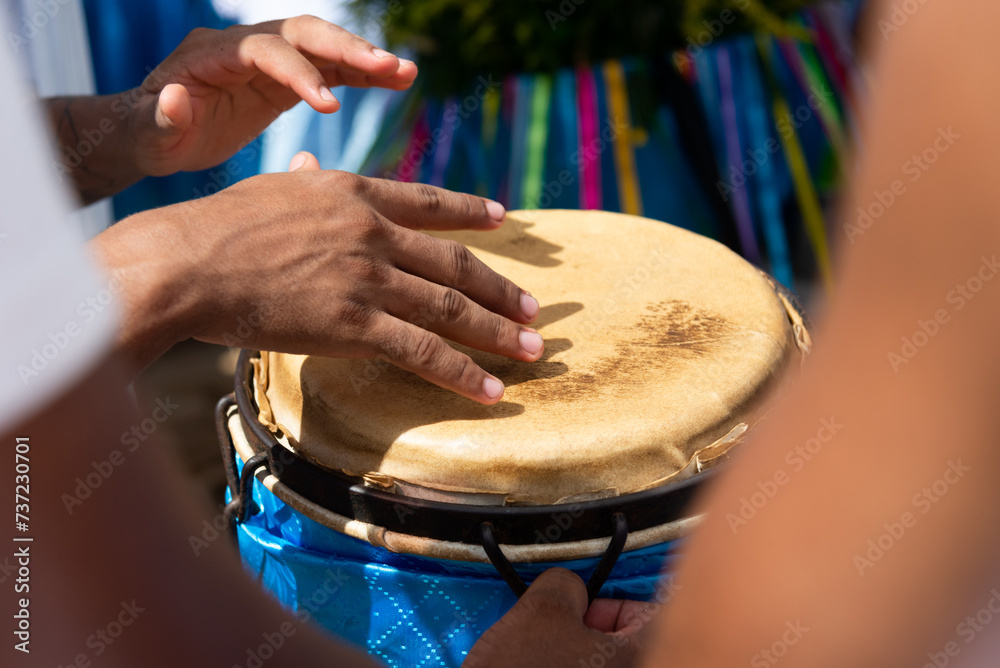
[
  {"xmin": 297, "ymin": 300, "xmax": 738, "ymax": 453},
  {"xmin": 291, "ymin": 300, "xmax": 747, "ymax": 473},
  {"xmin": 638, "ymin": 300, "xmax": 734, "ymax": 357},
  {"xmin": 502, "ymin": 300, "xmax": 738, "ymax": 402}
]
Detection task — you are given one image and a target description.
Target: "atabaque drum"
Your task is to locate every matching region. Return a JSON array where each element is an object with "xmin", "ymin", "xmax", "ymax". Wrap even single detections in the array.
[{"xmin": 217, "ymin": 209, "xmax": 811, "ymax": 668}]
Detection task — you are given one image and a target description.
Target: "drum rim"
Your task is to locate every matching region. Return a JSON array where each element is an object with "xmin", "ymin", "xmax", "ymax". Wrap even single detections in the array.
[{"xmin": 231, "ymin": 349, "xmax": 711, "ymax": 547}]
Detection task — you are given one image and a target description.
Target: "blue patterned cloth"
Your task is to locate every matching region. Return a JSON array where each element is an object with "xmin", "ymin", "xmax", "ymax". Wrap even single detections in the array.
[{"xmin": 231, "ymin": 455, "xmax": 680, "ymax": 667}]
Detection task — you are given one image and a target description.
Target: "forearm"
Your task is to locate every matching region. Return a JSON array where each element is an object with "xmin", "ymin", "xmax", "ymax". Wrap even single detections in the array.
[
  {"xmin": 47, "ymin": 92, "xmax": 144, "ymax": 204},
  {"xmin": 12, "ymin": 353, "xmax": 379, "ymax": 667},
  {"xmin": 647, "ymin": 1, "xmax": 1000, "ymax": 664},
  {"xmin": 650, "ymin": 300, "xmax": 1000, "ymax": 666},
  {"xmin": 87, "ymin": 201, "xmax": 205, "ymax": 373}
]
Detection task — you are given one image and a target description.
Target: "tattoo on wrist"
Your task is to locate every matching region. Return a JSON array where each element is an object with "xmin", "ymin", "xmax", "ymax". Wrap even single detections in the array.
[{"xmin": 50, "ymin": 96, "xmax": 129, "ymax": 205}]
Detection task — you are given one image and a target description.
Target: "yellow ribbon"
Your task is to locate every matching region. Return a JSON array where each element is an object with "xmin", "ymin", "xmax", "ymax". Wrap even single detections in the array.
[
  {"xmin": 603, "ymin": 60, "xmax": 643, "ymax": 216},
  {"xmin": 758, "ymin": 35, "xmax": 834, "ymax": 293}
]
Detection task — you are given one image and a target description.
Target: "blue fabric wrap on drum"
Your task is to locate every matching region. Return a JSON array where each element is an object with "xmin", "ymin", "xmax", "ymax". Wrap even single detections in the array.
[{"xmin": 230, "ymin": 454, "xmax": 679, "ymax": 668}]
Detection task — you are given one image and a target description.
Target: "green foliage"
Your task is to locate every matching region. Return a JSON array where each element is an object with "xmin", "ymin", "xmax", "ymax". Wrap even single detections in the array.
[{"xmin": 351, "ymin": 0, "xmax": 819, "ymax": 95}]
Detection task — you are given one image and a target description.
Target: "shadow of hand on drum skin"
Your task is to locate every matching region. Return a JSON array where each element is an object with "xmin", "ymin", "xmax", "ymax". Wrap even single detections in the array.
[
  {"xmin": 464, "ymin": 338, "xmax": 573, "ymax": 391},
  {"xmin": 532, "ymin": 301, "xmax": 583, "ymax": 329},
  {"xmin": 295, "ymin": 302, "xmax": 583, "ymax": 466},
  {"xmin": 458, "ymin": 301, "xmax": 582, "ymax": 391},
  {"xmin": 433, "ymin": 220, "xmax": 565, "ymax": 268}
]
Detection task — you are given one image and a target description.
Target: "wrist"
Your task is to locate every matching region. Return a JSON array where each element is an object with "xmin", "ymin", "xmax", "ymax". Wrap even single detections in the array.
[
  {"xmin": 88, "ymin": 204, "xmax": 206, "ymax": 371},
  {"xmin": 116, "ymin": 87, "xmax": 147, "ymax": 179},
  {"xmin": 47, "ymin": 94, "xmax": 146, "ymax": 204}
]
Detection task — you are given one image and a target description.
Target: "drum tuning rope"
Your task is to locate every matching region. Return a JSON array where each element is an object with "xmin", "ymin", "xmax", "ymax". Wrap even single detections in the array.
[
  {"xmin": 585, "ymin": 513, "xmax": 629, "ymax": 604},
  {"xmin": 480, "ymin": 512, "xmax": 630, "ymax": 604},
  {"xmin": 217, "ymin": 394, "xmax": 269, "ymax": 541},
  {"xmin": 479, "ymin": 522, "xmax": 528, "ymax": 597}
]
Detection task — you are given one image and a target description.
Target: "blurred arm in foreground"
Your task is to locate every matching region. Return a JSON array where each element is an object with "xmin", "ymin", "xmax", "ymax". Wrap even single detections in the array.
[{"xmin": 466, "ymin": 0, "xmax": 1000, "ymax": 665}]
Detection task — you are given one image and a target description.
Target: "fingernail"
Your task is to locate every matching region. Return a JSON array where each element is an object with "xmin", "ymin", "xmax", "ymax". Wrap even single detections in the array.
[
  {"xmin": 483, "ymin": 376, "xmax": 504, "ymax": 400},
  {"xmin": 519, "ymin": 330, "xmax": 543, "ymax": 356},
  {"xmin": 319, "ymin": 87, "xmax": 337, "ymax": 103},
  {"xmin": 399, "ymin": 58, "xmax": 416, "ymax": 68},
  {"xmin": 289, "ymin": 152, "xmax": 307, "ymax": 172},
  {"xmin": 485, "ymin": 199, "xmax": 505, "ymax": 222},
  {"xmin": 372, "ymin": 48, "xmax": 392, "ymax": 59},
  {"xmin": 520, "ymin": 291, "xmax": 539, "ymax": 320}
]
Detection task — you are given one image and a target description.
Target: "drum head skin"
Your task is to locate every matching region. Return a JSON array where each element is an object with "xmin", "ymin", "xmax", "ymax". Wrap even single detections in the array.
[{"xmin": 255, "ymin": 210, "xmax": 805, "ymax": 505}]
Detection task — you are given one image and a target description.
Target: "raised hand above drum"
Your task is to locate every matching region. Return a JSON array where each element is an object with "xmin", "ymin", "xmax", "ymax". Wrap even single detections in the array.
[
  {"xmin": 48, "ymin": 16, "xmax": 420, "ymax": 204},
  {"xmin": 126, "ymin": 16, "xmax": 418, "ymax": 178},
  {"xmin": 89, "ymin": 152, "xmax": 543, "ymax": 404}
]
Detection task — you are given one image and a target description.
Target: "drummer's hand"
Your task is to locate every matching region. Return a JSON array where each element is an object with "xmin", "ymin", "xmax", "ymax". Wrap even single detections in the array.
[
  {"xmin": 90, "ymin": 153, "xmax": 542, "ymax": 404},
  {"xmin": 126, "ymin": 16, "xmax": 416, "ymax": 177},
  {"xmin": 464, "ymin": 569, "xmax": 652, "ymax": 667}
]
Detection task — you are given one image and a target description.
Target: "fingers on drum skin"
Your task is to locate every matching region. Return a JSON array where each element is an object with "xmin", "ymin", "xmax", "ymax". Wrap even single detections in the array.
[
  {"xmin": 366, "ymin": 315, "xmax": 505, "ymax": 404},
  {"xmin": 390, "ymin": 230, "xmax": 539, "ymax": 325},
  {"xmin": 281, "ymin": 175, "xmax": 527, "ymax": 329},
  {"xmin": 363, "ymin": 180, "xmax": 505, "ymax": 231},
  {"xmin": 383, "ymin": 272, "xmax": 543, "ymax": 362}
]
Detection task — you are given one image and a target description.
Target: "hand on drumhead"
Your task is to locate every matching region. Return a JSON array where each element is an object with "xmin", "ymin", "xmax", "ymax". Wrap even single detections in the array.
[
  {"xmin": 464, "ymin": 569, "xmax": 652, "ymax": 667},
  {"xmin": 91, "ymin": 157, "xmax": 542, "ymax": 404},
  {"xmin": 124, "ymin": 16, "xmax": 417, "ymax": 178}
]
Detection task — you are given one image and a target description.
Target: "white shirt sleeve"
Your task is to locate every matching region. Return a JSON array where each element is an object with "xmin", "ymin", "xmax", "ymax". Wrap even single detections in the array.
[
  {"xmin": 0, "ymin": 15, "xmax": 118, "ymax": 434},
  {"xmin": 10, "ymin": 0, "xmax": 115, "ymax": 239}
]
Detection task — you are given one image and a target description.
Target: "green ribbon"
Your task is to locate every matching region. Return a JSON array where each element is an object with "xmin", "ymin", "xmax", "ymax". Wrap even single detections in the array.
[{"xmin": 521, "ymin": 73, "xmax": 552, "ymax": 209}]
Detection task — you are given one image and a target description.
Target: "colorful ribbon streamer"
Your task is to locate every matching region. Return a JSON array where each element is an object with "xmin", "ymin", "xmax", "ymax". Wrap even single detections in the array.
[
  {"xmin": 576, "ymin": 66, "xmax": 602, "ymax": 210},
  {"xmin": 521, "ymin": 74, "xmax": 552, "ymax": 209},
  {"xmin": 603, "ymin": 60, "xmax": 643, "ymax": 216}
]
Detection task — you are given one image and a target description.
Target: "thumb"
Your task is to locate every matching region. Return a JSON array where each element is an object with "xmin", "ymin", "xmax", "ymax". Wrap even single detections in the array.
[
  {"xmin": 153, "ymin": 83, "xmax": 193, "ymax": 135},
  {"xmin": 465, "ymin": 569, "xmax": 640, "ymax": 668},
  {"xmin": 521, "ymin": 571, "xmax": 642, "ymax": 664},
  {"xmin": 288, "ymin": 151, "xmax": 321, "ymax": 172},
  {"xmin": 518, "ymin": 568, "xmax": 590, "ymax": 619}
]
